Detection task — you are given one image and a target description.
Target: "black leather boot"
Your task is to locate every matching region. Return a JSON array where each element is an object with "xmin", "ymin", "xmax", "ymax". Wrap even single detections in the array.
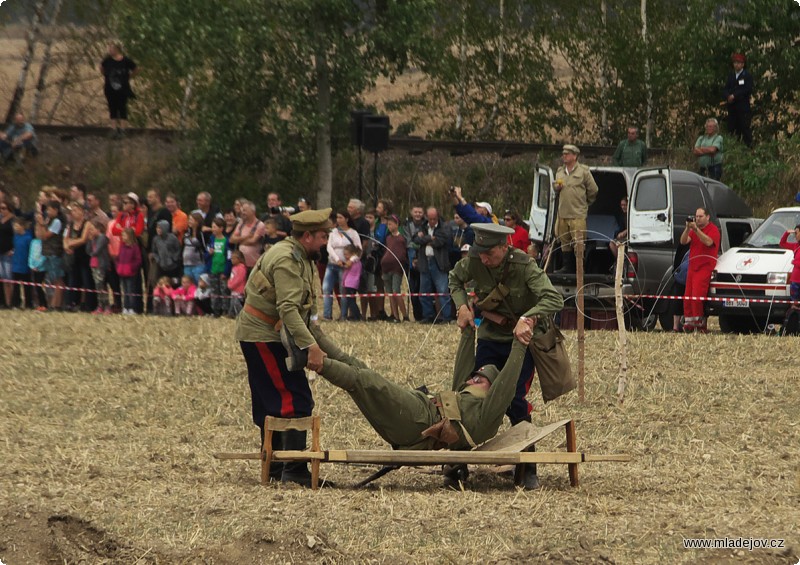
[
  {"xmin": 280, "ymin": 429, "xmax": 314, "ymax": 487},
  {"xmin": 555, "ymin": 252, "xmax": 575, "ymax": 274},
  {"xmin": 515, "ymin": 444, "xmax": 540, "ymax": 490},
  {"xmin": 442, "ymin": 464, "xmax": 470, "ymax": 489},
  {"xmin": 280, "ymin": 325, "xmax": 308, "ymax": 371}
]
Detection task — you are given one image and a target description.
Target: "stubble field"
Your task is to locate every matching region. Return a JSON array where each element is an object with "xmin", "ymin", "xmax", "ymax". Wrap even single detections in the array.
[{"xmin": 0, "ymin": 310, "xmax": 798, "ymax": 564}]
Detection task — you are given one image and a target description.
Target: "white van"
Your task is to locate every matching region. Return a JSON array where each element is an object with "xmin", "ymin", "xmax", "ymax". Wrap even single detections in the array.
[{"xmin": 708, "ymin": 206, "xmax": 799, "ymax": 333}]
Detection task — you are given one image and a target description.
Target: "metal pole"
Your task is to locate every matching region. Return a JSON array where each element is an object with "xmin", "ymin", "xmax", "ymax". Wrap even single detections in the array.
[
  {"xmin": 358, "ymin": 145, "xmax": 363, "ymax": 202},
  {"xmin": 373, "ymin": 151, "xmax": 379, "ymax": 207},
  {"xmin": 576, "ymin": 239, "xmax": 585, "ymax": 402}
]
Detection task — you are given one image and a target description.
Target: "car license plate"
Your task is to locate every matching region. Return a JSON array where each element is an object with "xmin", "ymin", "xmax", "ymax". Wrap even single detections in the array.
[{"xmin": 723, "ymin": 299, "xmax": 749, "ymax": 308}]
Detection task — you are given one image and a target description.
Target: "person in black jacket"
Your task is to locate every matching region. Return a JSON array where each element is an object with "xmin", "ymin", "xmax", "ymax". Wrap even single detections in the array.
[
  {"xmin": 413, "ymin": 207, "xmax": 453, "ymax": 323},
  {"xmin": 99, "ymin": 43, "xmax": 137, "ymax": 136},
  {"xmin": 723, "ymin": 52, "xmax": 754, "ymax": 147}
]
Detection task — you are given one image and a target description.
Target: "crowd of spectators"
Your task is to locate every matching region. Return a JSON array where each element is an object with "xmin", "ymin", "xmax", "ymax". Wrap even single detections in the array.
[{"xmin": 0, "ymin": 185, "xmax": 536, "ymax": 321}]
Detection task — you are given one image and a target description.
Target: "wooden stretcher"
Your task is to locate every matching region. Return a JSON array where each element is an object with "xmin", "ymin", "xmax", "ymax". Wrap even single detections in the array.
[{"xmin": 214, "ymin": 416, "xmax": 631, "ymax": 490}]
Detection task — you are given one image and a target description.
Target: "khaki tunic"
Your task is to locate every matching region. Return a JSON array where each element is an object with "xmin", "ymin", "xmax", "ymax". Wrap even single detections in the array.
[
  {"xmin": 555, "ymin": 162, "xmax": 599, "ymax": 219},
  {"xmin": 318, "ymin": 327, "xmax": 527, "ymax": 450},
  {"xmin": 234, "ymin": 237, "xmax": 318, "ymax": 349},
  {"xmin": 449, "ymin": 250, "xmax": 564, "ymax": 342}
]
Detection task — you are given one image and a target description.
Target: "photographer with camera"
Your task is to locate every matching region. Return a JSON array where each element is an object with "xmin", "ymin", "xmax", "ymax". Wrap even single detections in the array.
[
  {"xmin": 261, "ymin": 193, "xmax": 293, "ymax": 240},
  {"xmin": 679, "ymin": 207, "xmax": 720, "ymax": 333},
  {"xmin": 448, "ymin": 185, "xmax": 495, "ymax": 226}
]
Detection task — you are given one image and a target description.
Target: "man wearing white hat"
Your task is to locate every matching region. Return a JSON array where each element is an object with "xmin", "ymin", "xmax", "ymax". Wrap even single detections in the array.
[
  {"xmin": 554, "ymin": 144, "xmax": 598, "ymax": 274},
  {"xmin": 449, "ymin": 186, "xmax": 498, "ymax": 225}
]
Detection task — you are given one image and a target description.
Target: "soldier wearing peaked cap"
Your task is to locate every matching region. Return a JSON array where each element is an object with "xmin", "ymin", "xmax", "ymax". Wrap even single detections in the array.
[
  {"xmin": 235, "ymin": 207, "xmax": 332, "ymax": 487},
  {"xmin": 554, "ymin": 144, "xmax": 598, "ymax": 274},
  {"xmin": 449, "ymin": 222, "xmax": 564, "ymax": 488},
  {"xmin": 309, "ymin": 324, "xmax": 532, "ymax": 461}
]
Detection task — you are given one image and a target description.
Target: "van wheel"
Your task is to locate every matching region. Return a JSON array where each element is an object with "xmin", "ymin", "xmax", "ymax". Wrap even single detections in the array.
[{"xmin": 718, "ymin": 314, "xmax": 761, "ymax": 334}]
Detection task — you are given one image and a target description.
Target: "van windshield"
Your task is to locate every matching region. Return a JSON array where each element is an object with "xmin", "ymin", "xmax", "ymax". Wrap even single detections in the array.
[{"xmin": 743, "ymin": 211, "xmax": 800, "ymax": 248}]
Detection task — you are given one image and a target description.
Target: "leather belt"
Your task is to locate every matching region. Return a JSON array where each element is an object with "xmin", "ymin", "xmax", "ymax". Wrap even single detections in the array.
[{"xmin": 244, "ymin": 304, "xmax": 283, "ymax": 331}]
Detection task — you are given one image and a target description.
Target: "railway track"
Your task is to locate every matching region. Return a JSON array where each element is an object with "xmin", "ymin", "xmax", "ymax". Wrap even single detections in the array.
[{"xmin": 33, "ymin": 124, "xmax": 668, "ymax": 157}]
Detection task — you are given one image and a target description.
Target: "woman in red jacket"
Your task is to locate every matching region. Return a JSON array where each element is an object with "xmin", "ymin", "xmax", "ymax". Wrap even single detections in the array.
[
  {"xmin": 111, "ymin": 192, "xmax": 144, "ymax": 312},
  {"xmin": 111, "ymin": 192, "xmax": 145, "ymax": 238},
  {"xmin": 503, "ymin": 210, "xmax": 529, "ymax": 251}
]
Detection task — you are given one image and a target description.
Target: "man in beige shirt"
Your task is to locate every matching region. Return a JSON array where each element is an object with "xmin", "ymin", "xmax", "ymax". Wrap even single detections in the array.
[{"xmin": 554, "ymin": 144, "xmax": 598, "ymax": 274}]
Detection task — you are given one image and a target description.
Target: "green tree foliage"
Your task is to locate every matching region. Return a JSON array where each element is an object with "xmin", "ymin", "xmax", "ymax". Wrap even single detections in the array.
[
  {"xmin": 719, "ymin": 0, "xmax": 800, "ymax": 140},
  {"xmin": 110, "ymin": 0, "xmax": 432, "ymax": 207},
  {"xmin": 409, "ymin": 0, "xmax": 565, "ymax": 141}
]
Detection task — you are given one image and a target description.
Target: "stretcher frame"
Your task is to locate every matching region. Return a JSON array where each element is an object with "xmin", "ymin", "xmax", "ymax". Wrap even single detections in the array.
[{"xmin": 214, "ymin": 416, "xmax": 631, "ymax": 490}]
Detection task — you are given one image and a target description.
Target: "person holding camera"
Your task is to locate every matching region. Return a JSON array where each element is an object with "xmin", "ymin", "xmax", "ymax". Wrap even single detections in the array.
[
  {"xmin": 679, "ymin": 207, "xmax": 720, "ymax": 333},
  {"xmin": 263, "ymin": 193, "xmax": 293, "ymax": 240}
]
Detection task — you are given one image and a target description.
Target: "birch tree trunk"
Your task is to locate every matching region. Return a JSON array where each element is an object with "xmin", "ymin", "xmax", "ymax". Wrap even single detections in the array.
[
  {"xmin": 641, "ymin": 0, "xmax": 653, "ymax": 147},
  {"xmin": 179, "ymin": 73, "xmax": 194, "ymax": 129},
  {"xmin": 599, "ymin": 0, "xmax": 609, "ymax": 142},
  {"xmin": 479, "ymin": 0, "xmax": 503, "ymax": 139},
  {"xmin": 46, "ymin": 50, "xmax": 74, "ymax": 124},
  {"xmin": 455, "ymin": 7, "xmax": 467, "ymax": 134},
  {"xmin": 314, "ymin": 45, "xmax": 333, "ymax": 208},
  {"xmin": 30, "ymin": 0, "xmax": 64, "ymax": 123},
  {"xmin": 5, "ymin": 0, "xmax": 47, "ymax": 124}
]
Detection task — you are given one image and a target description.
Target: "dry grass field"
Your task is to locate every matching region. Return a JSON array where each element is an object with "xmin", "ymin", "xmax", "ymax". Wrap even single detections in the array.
[{"xmin": 1, "ymin": 310, "xmax": 798, "ymax": 564}]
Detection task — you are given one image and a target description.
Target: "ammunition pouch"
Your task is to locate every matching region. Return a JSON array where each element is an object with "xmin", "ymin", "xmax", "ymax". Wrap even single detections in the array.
[
  {"xmin": 421, "ymin": 391, "xmax": 476, "ymax": 449},
  {"xmin": 475, "ymin": 282, "xmax": 510, "ymax": 313}
]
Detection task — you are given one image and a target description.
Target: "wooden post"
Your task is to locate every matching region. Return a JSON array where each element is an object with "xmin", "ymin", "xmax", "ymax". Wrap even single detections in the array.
[
  {"xmin": 262, "ymin": 416, "xmax": 272, "ymax": 485},
  {"xmin": 310, "ymin": 416, "xmax": 321, "ymax": 492},
  {"xmin": 576, "ymin": 239, "xmax": 585, "ymax": 402},
  {"xmin": 565, "ymin": 419, "xmax": 579, "ymax": 487},
  {"xmin": 614, "ymin": 244, "xmax": 628, "ymax": 404}
]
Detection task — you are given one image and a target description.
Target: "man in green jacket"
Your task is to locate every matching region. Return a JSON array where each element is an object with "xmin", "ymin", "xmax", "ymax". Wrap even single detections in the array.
[
  {"xmin": 235, "ymin": 207, "xmax": 332, "ymax": 487},
  {"xmin": 311, "ymin": 323, "xmax": 531, "ymax": 465},
  {"xmin": 612, "ymin": 126, "xmax": 647, "ymax": 167},
  {"xmin": 449, "ymin": 223, "xmax": 564, "ymax": 488}
]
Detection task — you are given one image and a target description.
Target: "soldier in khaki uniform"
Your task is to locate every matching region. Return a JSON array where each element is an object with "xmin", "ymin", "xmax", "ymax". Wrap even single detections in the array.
[
  {"xmin": 449, "ymin": 223, "xmax": 564, "ymax": 488},
  {"xmin": 554, "ymin": 144, "xmax": 599, "ymax": 274},
  {"xmin": 311, "ymin": 323, "xmax": 530, "ymax": 450},
  {"xmin": 235, "ymin": 208, "xmax": 332, "ymax": 487}
]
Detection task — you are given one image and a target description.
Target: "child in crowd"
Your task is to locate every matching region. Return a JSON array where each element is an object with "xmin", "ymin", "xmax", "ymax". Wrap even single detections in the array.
[
  {"xmin": 105, "ymin": 202, "xmax": 122, "ymax": 311},
  {"xmin": 116, "ymin": 227, "xmax": 142, "ymax": 315},
  {"xmin": 527, "ymin": 241, "xmax": 541, "ymax": 262},
  {"xmin": 226, "ymin": 249, "xmax": 246, "ymax": 317},
  {"xmin": 340, "ymin": 244, "xmax": 362, "ymax": 321},
  {"xmin": 173, "ymin": 274, "xmax": 197, "ymax": 316},
  {"xmin": 86, "ymin": 219, "xmax": 111, "ymax": 314},
  {"xmin": 194, "ymin": 273, "xmax": 212, "ymax": 315},
  {"xmin": 380, "ymin": 214, "xmax": 408, "ymax": 323},
  {"xmin": 262, "ymin": 218, "xmax": 281, "ymax": 253},
  {"xmin": 152, "ymin": 275, "xmax": 174, "ymax": 316},
  {"xmin": 11, "ymin": 217, "xmax": 33, "ymax": 309},
  {"xmin": 36, "ymin": 200, "xmax": 65, "ymax": 310},
  {"xmin": 206, "ymin": 218, "xmax": 231, "ymax": 317},
  {"xmin": 28, "ymin": 221, "xmax": 47, "ymax": 310},
  {"xmin": 182, "ymin": 212, "xmax": 207, "ymax": 283}
]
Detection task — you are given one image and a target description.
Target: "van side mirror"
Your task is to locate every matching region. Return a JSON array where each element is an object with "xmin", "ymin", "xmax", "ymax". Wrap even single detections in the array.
[{"xmin": 656, "ymin": 213, "xmax": 667, "ymax": 222}]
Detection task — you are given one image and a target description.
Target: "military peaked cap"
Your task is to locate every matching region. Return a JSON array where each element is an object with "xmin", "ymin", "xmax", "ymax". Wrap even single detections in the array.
[
  {"xmin": 290, "ymin": 207, "xmax": 333, "ymax": 232},
  {"xmin": 470, "ymin": 223, "xmax": 514, "ymax": 254}
]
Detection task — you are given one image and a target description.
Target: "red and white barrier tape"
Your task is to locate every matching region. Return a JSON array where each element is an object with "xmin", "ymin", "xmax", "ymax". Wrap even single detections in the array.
[
  {"xmin": 623, "ymin": 293, "xmax": 798, "ymax": 306},
  {"xmin": 2, "ymin": 279, "xmax": 795, "ymax": 306}
]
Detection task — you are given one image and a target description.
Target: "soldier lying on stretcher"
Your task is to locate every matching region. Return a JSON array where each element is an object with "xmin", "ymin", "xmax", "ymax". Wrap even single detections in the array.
[{"xmin": 292, "ymin": 321, "xmax": 535, "ymax": 489}]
